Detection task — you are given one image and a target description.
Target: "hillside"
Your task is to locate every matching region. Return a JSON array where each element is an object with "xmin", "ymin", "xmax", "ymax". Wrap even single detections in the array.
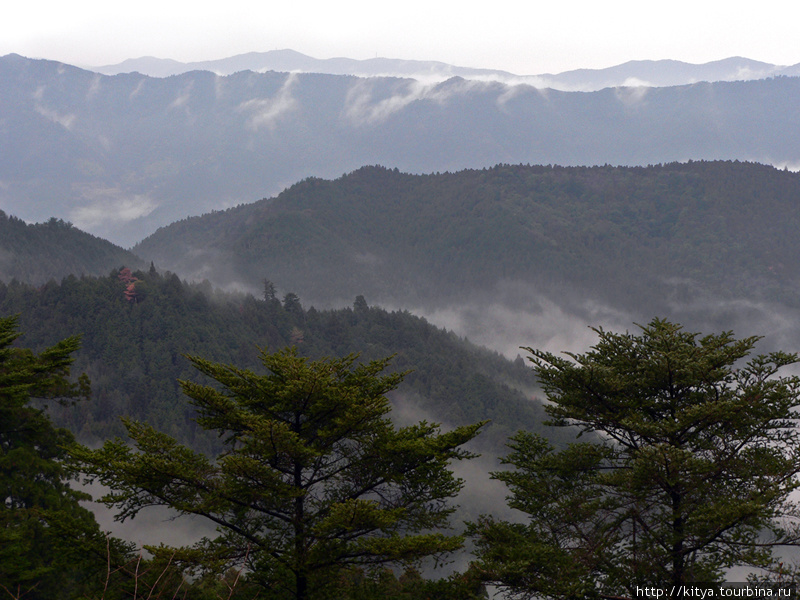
[
  {"xmin": 133, "ymin": 161, "xmax": 800, "ymax": 316},
  {"xmin": 2, "ymin": 53, "xmax": 800, "ymax": 245},
  {"xmin": 0, "ymin": 210, "xmax": 143, "ymax": 283},
  {"xmin": 0, "ymin": 268, "xmax": 554, "ymax": 454}
]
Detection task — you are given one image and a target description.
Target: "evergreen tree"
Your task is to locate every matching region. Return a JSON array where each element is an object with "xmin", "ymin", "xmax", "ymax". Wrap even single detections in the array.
[
  {"xmin": 264, "ymin": 279, "xmax": 277, "ymax": 302},
  {"xmin": 470, "ymin": 319, "xmax": 800, "ymax": 598},
  {"xmin": 0, "ymin": 314, "xmax": 125, "ymax": 599},
  {"xmin": 76, "ymin": 348, "xmax": 486, "ymax": 600}
]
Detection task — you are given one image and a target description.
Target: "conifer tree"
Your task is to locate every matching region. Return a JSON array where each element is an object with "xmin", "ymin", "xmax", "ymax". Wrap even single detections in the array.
[
  {"xmin": 0, "ymin": 315, "xmax": 121, "ymax": 599},
  {"xmin": 471, "ymin": 319, "xmax": 800, "ymax": 598},
  {"xmin": 77, "ymin": 348, "xmax": 485, "ymax": 600}
]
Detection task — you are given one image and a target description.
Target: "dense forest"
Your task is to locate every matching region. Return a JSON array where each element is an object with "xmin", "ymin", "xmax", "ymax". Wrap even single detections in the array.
[
  {"xmin": 0, "ymin": 267, "xmax": 565, "ymax": 597},
  {"xmin": 0, "ymin": 210, "xmax": 143, "ymax": 284},
  {"xmin": 6, "ymin": 159, "xmax": 800, "ymax": 597},
  {"xmin": 0, "ymin": 267, "xmax": 554, "ymax": 453},
  {"xmin": 6, "ymin": 295, "xmax": 800, "ymax": 598},
  {"xmin": 134, "ymin": 161, "xmax": 800, "ymax": 313},
  {"xmin": 6, "ymin": 161, "xmax": 800, "ymax": 317}
]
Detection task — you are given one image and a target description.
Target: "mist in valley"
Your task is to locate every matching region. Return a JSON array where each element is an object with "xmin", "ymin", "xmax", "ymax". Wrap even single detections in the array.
[{"xmin": 5, "ymin": 47, "xmax": 800, "ymax": 595}]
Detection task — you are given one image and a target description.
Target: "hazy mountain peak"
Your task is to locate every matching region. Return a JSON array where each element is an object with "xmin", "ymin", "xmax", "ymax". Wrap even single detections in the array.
[
  {"xmin": 92, "ymin": 49, "xmax": 515, "ymax": 83},
  {"xmin": 89, "ymin": 50, "xmax": 799, "ymax": 91},
  {"xmin": 96, "ymin": 55, "xmax": 187, "ymax": 77},
  {"xmin": 2, "ymin": 52, "xmax": 800, "ymax": 246},
  {"xmin": 541, "ymin": 56, "xmax": 788, "ymax": 90}
]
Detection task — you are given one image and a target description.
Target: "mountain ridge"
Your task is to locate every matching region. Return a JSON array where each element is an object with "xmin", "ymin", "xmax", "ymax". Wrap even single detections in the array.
[
  {"xmin": 92, "ymin": 48, "xmax": 515, "ymax": 82},
  {"xmin": 90, "ymin": 49, "xmax": 800, "ymax": 90},
  {"xmin": 0, "ymin": 210, "xmax": 143, "ymax": 284},
  {"xmin": 2, "ymin": 53, "xmax": 799, "ymax": 247},
  {"xmin": 132, "ymin": 161, "xmax": 800, "ymax": 313}
]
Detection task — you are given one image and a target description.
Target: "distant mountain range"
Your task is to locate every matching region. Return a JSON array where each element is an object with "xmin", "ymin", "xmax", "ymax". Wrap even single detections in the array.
[
  {"xmin": 92, "ymin": 49, "xmax": 517, "ymax": 83},
  {"xmin": 2, "ymin": 53, "xmax": 799, "ymax": 247},
  {"xmin": 14, "ymin": 160, "xmax": 800, "ymax": 315},
  {"xmin": 92, "ymin": 50, "xmax": 800, "ymax": 91}
]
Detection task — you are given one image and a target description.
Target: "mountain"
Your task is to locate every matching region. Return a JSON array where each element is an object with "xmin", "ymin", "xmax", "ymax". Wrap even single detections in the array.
[
  {"xmin": 0, "ymin": 210, "xmax": 143, "ymax": 283},
  {"xmin": 540, "ymin": 57, "xmax": 793, "ymax": 91},
  {"xmin": 93, "ymin": 50, "xmax": 800, "ymax": 91},
  {"xmin": 92, "ymin": 49, "xmax": 515, "ymax": 82},
  {"xmin": 0, "ymin": 268, "xmax": 552, "ymax": 455},
  {"xmin": 2, "ymin": 53, "xmax": 800, "ymax": 246},
  {"xmin": 131, "ymin": 162, "xmax": 800, "ymax": 355}
]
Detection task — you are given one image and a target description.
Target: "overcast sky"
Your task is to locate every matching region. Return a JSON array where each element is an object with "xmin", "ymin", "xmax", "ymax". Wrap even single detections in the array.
[{"xmin": 2, "ymin": 0, "xmax": 799, "ymax": 75}]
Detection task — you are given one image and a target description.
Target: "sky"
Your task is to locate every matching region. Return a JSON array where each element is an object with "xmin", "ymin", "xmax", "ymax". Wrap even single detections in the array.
[{"xmin": 2, "ymin": 0, "xmax": 799, "ymax": 75}]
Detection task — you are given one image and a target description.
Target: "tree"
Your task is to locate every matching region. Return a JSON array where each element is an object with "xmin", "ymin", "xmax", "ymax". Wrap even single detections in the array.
[
  {"xmin": 282, "ymin": 292, "xmax": 302, "ymax": 314},
  {"xmin": 470, "ymin": 318, "xmax": 800, "ymax": 598},
  {"xmin": 0, "ymin": 314, "xmax": 121, "ymax": 599},
  {"xmin": 336, "ymin": 565, "xmax": 487, "ymax": 599},
  {"xmin": 353, "ymin": 295, "xmax": 369, "ymax": 314},
  {"xmin": 264, "ymin": 279, "xmax": 277, "ymax": 302},
  {"xmin": 76, "ymin": 348, "xmax": 486, "ymax": 600}
]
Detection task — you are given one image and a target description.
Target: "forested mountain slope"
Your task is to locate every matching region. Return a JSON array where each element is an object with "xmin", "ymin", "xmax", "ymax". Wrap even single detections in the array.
[
  {"xmin": 134, "ymin": 161, "xmax": 800, "ymax": 314},
  {"xmin": 0, "ymin": 211, "xmax": 143, "ymax": 283},
  {"xmin": 0, "ymin": 268, "xmax": 552, "ymax": 453}
]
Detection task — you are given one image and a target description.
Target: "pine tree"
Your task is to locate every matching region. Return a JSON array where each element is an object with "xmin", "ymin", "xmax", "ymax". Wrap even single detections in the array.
[
  {"xmin": 77, "ymin": 348, "xmax": 485, "ymax": 599},
  {"xmin": 471, "ymin": 319, "xmax": 800, "ymax": 598},
  {"xmin": 0, "ymin": 315, "xmax": 125, "ymax": 599}
]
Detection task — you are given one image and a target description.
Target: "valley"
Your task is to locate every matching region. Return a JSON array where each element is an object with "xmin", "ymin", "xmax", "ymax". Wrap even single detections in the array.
[{"xmin": 3, "ymin": 49, "xmax": 800, "ymax": 597}]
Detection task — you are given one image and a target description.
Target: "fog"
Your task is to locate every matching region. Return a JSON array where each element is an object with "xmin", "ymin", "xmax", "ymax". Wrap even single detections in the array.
[
  {"xmin": 67, "ymin": 273, "xmax": 800, "ymax": 589},
  {"xmin": 77, "ymin": 481, "xmax": 216, "ymax": 556},
  {"xmin": 239, "ymin": 72, "xmax": 299, "ymax": 131},
  {"xmin": 409, "ymin": 294, "xmax": 633, "ymax": 362},
  {"xmin": 70, "ymin": 192, "xmax": 159, "ymax": 231},
  {"xmin": 391, "ymin": 279, "xmax": 800, "ymax": 367}
]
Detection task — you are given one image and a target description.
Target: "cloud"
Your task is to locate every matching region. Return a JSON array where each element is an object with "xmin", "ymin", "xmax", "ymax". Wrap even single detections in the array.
[
  {"xmin": 34, "ymin": 105, "xmax": 77, "ymax": 129},
  {"xmin": 32, "ymin": 84, "xmax": 79, "ymax": 129},
  {"xmin": 86, "ymin": 73, "xmax": 102, "ymax": 99},
  {"xmin": 496, "ymin": 82, "xmax": 551, "ymax": 110},
  {"xmin": 70, "ymin": 190, "xmax": 158, "ymax": 230},
  {"xmin": 214, "ymin": 73, "xmax": 227, "ymax": 101},
  {"xmin": 33, "ymin": 85, "xmax": 77, "ymax": 130},
  {"xmin": 615, "ymin": 83, "xmax": 650, "ymax": 107},
  {"xmin": 398, "ymin": 283, "xmax": 633, "ymax": 361},
  {"xmin": 621, "ymin": 76, "xmax": 654, "ymax": 88},
  {"xmin": 343, "ymin": 77, "xmax": 499, "ymax": 125},
  {"xmin": 343, "ymin": 78, "xmax": 429, "ymax": 125},
  {"xmin": 129, "ymin": 78, "xmax": 146, "ymax": 100},
  {"xmin": 79, "ymin": 481, "xmax": 215, "ymax": 549},
  {"xmin": 734, "ymin": 65, "xmax": 781, "ymax": 81},
  {"xmin": 659, "ymin": 290, "xmax": 800, "ymax": 355},
  {"xmin": 169, "ymin": 82, "xmax": 193, "ymax": 109},
  {"xmin": 768, "ymin": 160, "xmax": 800, "ymax": 173},
  {"xmin": 238, "ymin": 72, "xmax": 298, "ymax": 130}
]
